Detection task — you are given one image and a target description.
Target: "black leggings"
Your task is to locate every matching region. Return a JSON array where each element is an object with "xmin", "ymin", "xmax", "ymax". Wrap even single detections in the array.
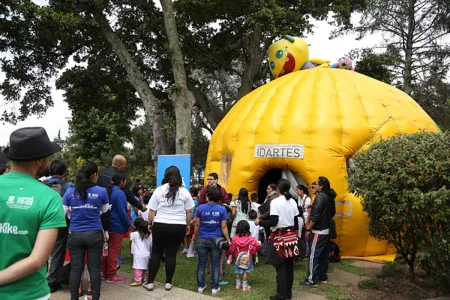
[
  {"xmin": 147, "ymin": 222, "xmax": 186, "ymax": 284},
  {"xmin": 275, "ymin": 257, "xmax": 295, "ymax": 299},
  {"xmin": 67, "ymin": 230, "xmax": 103, "ymax": 300}
]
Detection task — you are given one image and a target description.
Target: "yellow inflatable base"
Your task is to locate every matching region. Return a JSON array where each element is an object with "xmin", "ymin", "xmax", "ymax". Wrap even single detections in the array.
[{"xmin": 342, "ymin": 254, "xmax": 396, "ymax": 263}]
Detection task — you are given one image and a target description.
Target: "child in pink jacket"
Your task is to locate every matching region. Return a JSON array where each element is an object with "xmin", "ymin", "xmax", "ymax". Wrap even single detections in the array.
[{"xmin": 227, "ymin": 220, "xmax": 261, "ymax": 291}]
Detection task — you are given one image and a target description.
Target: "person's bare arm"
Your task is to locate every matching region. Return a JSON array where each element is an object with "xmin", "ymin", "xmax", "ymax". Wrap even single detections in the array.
[
  {"xmin": 0, "ymin": 228, "xmax": 58, "ymax": 285},
  {"xmin": 147, "ymin": 209, "xmax": 157, "ymax": 232},
  {"xmin": 186, "ymin": 209, "xmax": 192, "ymax": 228},
  {"xmin": 221, "ymin": 220, "xmax": 230, "ymax": 242},
  {"xmin": 192, "ymin": 218, "xmax": 201, "ymax": 244},
  {"xmin": 185, "ymin": 209, "xmax": 192, "ymax": 235},
  {"xmin": 232, "ymin": 206, "xmax": 236, "ymax": 219}
]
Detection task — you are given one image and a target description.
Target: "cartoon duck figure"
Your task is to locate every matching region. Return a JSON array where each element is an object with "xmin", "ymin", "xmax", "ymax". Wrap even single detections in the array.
[{"xmin": 268, "ymin": 35, "xmax": 353, "ymax": 78}]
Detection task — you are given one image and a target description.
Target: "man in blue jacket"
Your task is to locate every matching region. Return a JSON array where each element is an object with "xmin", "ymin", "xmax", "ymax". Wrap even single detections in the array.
[{"xmin": 98, "ymin": 155, "xmax": 147, "ymax": 212}]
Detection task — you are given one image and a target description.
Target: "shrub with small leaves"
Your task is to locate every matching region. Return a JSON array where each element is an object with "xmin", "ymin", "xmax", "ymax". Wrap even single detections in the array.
[
  {"xmin": 378, "ymin": 261, "xmax": 398, "ymax": 278},
  {"xmin": 348, "ymin": 132, "xmax": 450, "ymax": 283}
]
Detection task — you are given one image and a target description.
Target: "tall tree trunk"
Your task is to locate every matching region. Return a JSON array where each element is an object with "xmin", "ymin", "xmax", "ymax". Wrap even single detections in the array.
[
  {"xmin": 160, "ymin": 0, "xmax": 195, "ymax": 154},
  {"xmin": 404, "ymin": 0, "xmax": 415, "ymax": 95},
  {"xmin": 142, "ymin": 100, "xmax": 170, "ymax": 170},
  {"xmin": 96, "ymin": 14, "xmax": 170, "ymax": 167}
]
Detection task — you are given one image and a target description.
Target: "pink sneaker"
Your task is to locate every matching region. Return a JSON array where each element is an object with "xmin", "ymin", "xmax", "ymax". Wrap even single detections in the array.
[
  {"xmin": 106, "ymin": 274, "xmax": 126, "ymax": 283},
  {"xmin": 242, "ymin": 285, "xmax": 251, "ymax": 291},
  {"xmin": 236, "ymin": 284, "xmax": 242, "ymax": 290}
]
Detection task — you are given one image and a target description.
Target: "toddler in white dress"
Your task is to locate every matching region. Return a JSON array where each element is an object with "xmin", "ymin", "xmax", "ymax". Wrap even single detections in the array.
[{"xmin": 129, "ymin": 218, "xmax": 152, "ymax": 286}]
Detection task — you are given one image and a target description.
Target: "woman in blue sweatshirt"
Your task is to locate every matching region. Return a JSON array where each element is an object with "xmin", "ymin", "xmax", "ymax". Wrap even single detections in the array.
[{"xmin": 103, "ymin": 173, "xmax": 132, "ymax": 283}]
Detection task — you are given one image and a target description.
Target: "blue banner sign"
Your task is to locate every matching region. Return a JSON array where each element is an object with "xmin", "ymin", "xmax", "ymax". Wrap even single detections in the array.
[{"xmin": 157, "ymin": 155, "xmax": 191, "ymax": 190}]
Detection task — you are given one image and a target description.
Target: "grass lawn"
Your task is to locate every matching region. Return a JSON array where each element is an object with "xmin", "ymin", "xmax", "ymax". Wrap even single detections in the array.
[{"xmin": 120, "ymin": 238, "xmax": 362, "ymax": 300}]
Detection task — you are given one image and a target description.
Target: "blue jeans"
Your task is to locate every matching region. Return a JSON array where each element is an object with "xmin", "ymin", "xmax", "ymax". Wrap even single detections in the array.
[{"xmin": 197, "ymin": 237, "xmax": 221, "ymax": 289}]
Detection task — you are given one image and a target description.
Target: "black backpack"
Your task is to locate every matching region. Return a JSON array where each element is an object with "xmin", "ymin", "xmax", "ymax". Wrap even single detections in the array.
[
  {"xmin": 328, "ymin": 241, "xmax": 341, "ymax": 263},
  {"xmin": 44, "ymin": 180, "xmax": 67, "ymax": 197}
]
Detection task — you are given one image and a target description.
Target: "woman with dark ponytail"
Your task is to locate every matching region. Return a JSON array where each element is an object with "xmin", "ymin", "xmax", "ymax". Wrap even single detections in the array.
[
  {"xmin": 103, "ymin": 173, "xmax": 131, "ymax": 284},
  {"xmin": 143, "ymin": 166, "xmax": 194, "ymax": 292},
  {"xmin": 256, "ymin": 179, "xmax": 300, "ymax": 300},
  {"xmin": 62, "ymin": 162, "xmax": 110, "ymax": 300}
]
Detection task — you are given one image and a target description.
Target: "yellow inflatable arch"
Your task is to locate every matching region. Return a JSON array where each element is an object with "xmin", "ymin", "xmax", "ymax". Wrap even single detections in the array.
[{"xmin": 204, "ymin": 68, "xmax": 440, "ymax": 259}]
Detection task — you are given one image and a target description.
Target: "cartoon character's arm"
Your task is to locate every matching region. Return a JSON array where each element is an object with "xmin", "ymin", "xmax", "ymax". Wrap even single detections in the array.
[{"xmin": 310, "ymin": 58, "xmax": 330, "ymax": 66}]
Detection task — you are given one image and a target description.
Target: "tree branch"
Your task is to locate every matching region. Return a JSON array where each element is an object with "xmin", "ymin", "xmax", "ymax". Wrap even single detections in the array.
[{"xmin": 187, "ymin": 77, "xmax": 223, "ymax": 130}]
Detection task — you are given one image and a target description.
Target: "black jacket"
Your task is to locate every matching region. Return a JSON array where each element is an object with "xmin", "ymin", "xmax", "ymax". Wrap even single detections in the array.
[
  {"xmin": 310, "ymin": 192, "xmax": 336, "ymax": 231},
  {"xmin": 98, "ymin": 166, "xmax": 143, "ymax": 210}
]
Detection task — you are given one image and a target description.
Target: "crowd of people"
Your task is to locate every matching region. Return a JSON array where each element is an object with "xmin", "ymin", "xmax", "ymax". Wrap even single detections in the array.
[{"xmin": 0, "ymin": 127, "xmax": 337, "ymax": 300}]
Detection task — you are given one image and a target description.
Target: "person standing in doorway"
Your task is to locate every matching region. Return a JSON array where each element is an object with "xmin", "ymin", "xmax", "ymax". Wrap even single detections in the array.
[
  {"xmin": 300, "ymin": 177, "xmax": 336, "ymax": 288},
  {"xmin": 296, "ymin": 185, "xmax": 312, "ymax": 222},
  {"xmin": 0, "ymin": 127, "xmax": 66, "ymax": 300}
]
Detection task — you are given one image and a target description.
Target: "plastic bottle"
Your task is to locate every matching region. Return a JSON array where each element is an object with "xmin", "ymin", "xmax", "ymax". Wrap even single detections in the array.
[{"xmin": 102, "ymin": 242, "xmax": 108, "ymax": 256}]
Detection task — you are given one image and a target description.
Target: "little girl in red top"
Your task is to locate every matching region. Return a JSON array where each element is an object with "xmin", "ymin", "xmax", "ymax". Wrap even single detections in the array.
[{"xmin": 227, "ymin": 220, "xmax": 261, "ymax": 291}]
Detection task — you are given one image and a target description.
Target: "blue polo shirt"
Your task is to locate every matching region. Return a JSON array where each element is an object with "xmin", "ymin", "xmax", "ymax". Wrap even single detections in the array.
[
  {"xmin": 63, "ymin": 186, "xmax": 109, "ymax": 232},
  {"xmin": 196, "ymin": 202, "xmax": 228, "ymax": 239}
]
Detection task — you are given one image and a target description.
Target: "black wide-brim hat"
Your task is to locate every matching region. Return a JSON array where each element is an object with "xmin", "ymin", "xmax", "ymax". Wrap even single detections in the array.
[{"xmin": 4, "ymin": 127, "xmax": 62, "ymax": 161}]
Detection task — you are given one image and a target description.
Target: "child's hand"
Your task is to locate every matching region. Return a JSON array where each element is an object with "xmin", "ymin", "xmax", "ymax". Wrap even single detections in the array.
[
  {"xmin": 227, "ymin": 259, "xmax": 232, "ymax": 265},
  {"xmin": 258, "ymin": 241, "xmax": 262, "ymax": 245}
]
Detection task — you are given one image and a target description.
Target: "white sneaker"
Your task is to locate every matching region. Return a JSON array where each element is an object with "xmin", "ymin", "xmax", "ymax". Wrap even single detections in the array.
[
  {"xmin": 143, "ymin": 282, "xmax": 154, "ymax": 291},
  {"xmin": 165, "ymin": 283, "xmax": 173, "ymax": 291},
  {"xmin": 212, "ymin": 287, "xmax": 220, "ymax": 295},
  {"xmin": 198, "ymin": 285, "xmax": 207, "ymax": 294}
]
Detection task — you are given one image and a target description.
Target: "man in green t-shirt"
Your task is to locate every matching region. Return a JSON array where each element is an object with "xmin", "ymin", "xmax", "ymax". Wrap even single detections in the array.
[{"xmin": 0, "ymin": 127, "xmax": 66, "ymax": 300}]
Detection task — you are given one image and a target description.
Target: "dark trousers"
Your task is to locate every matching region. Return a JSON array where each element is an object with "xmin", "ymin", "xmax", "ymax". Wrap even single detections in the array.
[
  {"xmin": 307, "ymin": 233, "xmax": 330, "ymax": 284},
  {"xmin": 47, "ymin": 226, "xmax": 69, "ymax": 285},
  {"xmin": 67, "ymin": 230, "xmax": 103, "ymax": 300},
  {"xmin": 147, "ymin": 222, "xmax": 186, "ymax": 284},
  {"xmin": 275, "ymin": 257, "xmax": 294, "ymax": 299}
]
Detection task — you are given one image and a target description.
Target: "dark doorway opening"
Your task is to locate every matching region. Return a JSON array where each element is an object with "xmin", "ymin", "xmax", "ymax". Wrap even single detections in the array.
[{"xmin": 258, "ymin": 168, "xmax": 282, "ymax": 204}]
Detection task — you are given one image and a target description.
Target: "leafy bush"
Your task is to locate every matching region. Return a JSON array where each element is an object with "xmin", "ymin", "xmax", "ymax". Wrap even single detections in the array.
[
  {"xmin": 419, "ymin": 231, "xmax": 450, "ymax": 293},
  {"xmin": 378, "ymin": 262, "xmax": 398, "ymax": 278},
  {"xmin": 348, "ymin": 132, "xmax": 450, "ymax": 282},
  {"xmin": 358, "ymin": 279, "xmax": 380, "ymax": 289}
]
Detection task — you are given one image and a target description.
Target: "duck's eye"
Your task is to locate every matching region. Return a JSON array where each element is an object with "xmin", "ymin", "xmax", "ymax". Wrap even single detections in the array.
[{"xmin": 276, "ymin": 50, "xmax": 284, "ymax": 59}]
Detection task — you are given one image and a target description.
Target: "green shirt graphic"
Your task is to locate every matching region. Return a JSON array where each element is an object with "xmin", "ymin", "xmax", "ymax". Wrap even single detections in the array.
[{"xmin": 0, "ymin": 172, "xmax": 66, "ymax": 300}]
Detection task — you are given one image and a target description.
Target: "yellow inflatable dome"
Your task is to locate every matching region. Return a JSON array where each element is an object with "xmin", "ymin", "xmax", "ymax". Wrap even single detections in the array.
[{"xmin": 204, "ymin": 68, "xmax": 440, "ymax": 259}]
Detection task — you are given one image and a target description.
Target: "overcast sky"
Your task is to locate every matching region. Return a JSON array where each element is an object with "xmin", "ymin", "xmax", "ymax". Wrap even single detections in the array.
[{"xmin": 0, "ymin": 2, "xmax": 382, "ymax": 145}]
